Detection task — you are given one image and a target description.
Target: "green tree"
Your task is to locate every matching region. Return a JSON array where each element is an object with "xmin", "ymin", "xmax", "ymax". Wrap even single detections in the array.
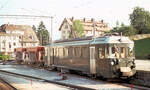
[
  {"xmin": 111, "ymin": 22, "xmax": 136, "ymax": 36},
  {"xmin": 130, "ymin": 7, "xmax": 150, "ymax": 34},
  {"xmin": 72, "ymin": 20, "xmax": 84, "ymax": 38},
  {"xmin": 111, "ymin": 21, "xmax": 120, "ymax": 33},
  {"xmin": 37, "ymin": 21, "xmax": 50, "ymax": 45},
  {"xmin": 117, "ymin": 25, "xmax": 136, "ymax": 36},
  {"xmin": 116, "ymin": 21, "xmax": 119, "ymax": 27}
]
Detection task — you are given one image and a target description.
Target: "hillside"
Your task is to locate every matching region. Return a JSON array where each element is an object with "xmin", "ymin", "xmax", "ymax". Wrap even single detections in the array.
[{"xmin": 134, "ymin": 38, "xmax": 150, "ymax": 59}]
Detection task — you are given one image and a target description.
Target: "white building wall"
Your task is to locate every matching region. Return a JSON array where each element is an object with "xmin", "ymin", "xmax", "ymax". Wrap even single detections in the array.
[
  {"xmin": 0, "ymin": 35, "xmax": 20, "ymax": 54},
  {"xmin": 61, "ymin": 22, "xmax": 71, "ymax": 39}
]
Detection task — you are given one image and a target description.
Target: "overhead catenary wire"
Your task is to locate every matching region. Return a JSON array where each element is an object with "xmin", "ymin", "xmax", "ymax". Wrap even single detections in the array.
[
  {"xmin": 0, "ymin": 0, "xmax": 9, "ymax": 10},
  {"xmin": 0, "ymin": 14, "xmax": 54, "ymax": 43}
]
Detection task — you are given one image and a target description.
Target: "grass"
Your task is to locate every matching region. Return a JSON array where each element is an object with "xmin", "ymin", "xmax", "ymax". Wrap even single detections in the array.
[{"xmin": 134, "ymin": 38, "xmax": 150, "ymax": 59}]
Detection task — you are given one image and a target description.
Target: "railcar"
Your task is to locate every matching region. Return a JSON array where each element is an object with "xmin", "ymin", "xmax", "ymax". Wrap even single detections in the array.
[
  {"xmin": 14, "ymin": 48, "xmax": 26, "ymax": 64},
  {"xmin": 25, "ymin": 46, "xmax": 45, "ymax": 65},
  {"xmin": 15, "ymin": 46, "xmax": 45, "ymax": 65},
  {"xmin": 46, "ymin": 35, "xmax": 136, "ymax": 78}
]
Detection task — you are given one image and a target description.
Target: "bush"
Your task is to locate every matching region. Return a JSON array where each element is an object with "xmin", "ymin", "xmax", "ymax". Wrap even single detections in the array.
[{"xmin": 0, "ymin": 54, "xmax": 10, "ymax": 60}]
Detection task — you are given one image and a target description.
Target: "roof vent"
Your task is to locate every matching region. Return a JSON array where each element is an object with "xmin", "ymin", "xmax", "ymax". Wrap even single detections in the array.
[
  {"xmin": 83, "ymin": 18, "xmax": 86, "ymax": 22},
  {"xmin": 91, "ymin": 18, "xmax": 94, "ymax": 22},
  {"xmin": 71, "ymin": 17, "xmax": 74, "ymax": 21},
  {"xmin": 101, "ymin": 20, "xmax": 104, "ymax": 23}
]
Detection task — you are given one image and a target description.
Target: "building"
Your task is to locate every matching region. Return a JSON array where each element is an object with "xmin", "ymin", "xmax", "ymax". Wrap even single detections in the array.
[
  {"xmin": 59, "ymin": 17, "xmax": 111, "ymax": 39},
  {"xmin": 0, "ymin": 24, "xmax": 39, "ymax": 55}
]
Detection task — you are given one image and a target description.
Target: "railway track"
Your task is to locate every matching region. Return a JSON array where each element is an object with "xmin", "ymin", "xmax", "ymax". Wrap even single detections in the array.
[
  {"xmin": 21, "ymin": 65, "xmax": 150, "ymax": 90},
  {"xmin": 70, "ymin": 72, "xmax": 150, "ymax": 90},
  {"xmin": 0, "ymin": 64, "xmax": 149, "ymax": 90},
  {"xmin": 47, "ymin": 68, "xmax": 150, "ymax": 90},
  {"xmin": 0, "ymin": 70, "xmax": 94, "ymax": 90},
  {"xmin": 0, "ymin": 77, "xmax": 17, "ymax": 90}
]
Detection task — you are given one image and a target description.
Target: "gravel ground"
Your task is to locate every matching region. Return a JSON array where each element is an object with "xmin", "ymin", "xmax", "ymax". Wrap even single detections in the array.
[
  {"xmin": 0, "ymin": 64, "xmax": 137, "ymax": 90},
  {"xmin": 0, "ymin": 72, "xmax": 69, "ymax": 90}
]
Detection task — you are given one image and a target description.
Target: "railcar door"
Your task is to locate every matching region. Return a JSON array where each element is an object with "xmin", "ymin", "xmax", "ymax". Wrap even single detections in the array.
[
  {"xmin": 90, "ymin": 46, "xmax": 96, "ymax": 74},
  {"xmin": 47, "ymin": 47, "xmax": 54, "ymax": 67},
  {"xmin": 47, "ymin": 47, "xmax": 50, "ymax": 66}
]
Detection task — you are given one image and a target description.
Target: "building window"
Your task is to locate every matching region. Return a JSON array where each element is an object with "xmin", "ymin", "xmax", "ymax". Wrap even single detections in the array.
[
  {"xmin": 13, "ymin": 42, "xmax": 16, "ymax": 46},
  {"xmin": 65, "ymin": 25, "xmax": 68, "ymax": 29},
  {"xmin": 63, "ymin": 31, "xmax": 65, "ymax": 34},
  {"xmin": 13, "ymin": 36, "xmax": 16, "ymax": 40},
  {"xmin": 19, "ymin": 36, "xmax": 22, "ymax": 39},
  {"xmin": 2, "ymin": 48, "xmax": 5, "ymax": 50},
  {"xmin": 9, "ymin": 43, "xmax": 11, "ymax": 48}
]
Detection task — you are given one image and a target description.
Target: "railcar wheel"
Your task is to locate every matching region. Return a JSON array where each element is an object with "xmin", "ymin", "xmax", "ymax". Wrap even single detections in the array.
[
  {"xmin": 125, "ymin": 77, "xmax": 133, "ymax": 82},
  {"xmin": 56, "ymin": 67, "xmax": 61, "ymax": 72},
  {"xmin": 90, "ymin": 74, "xmax": 97, "ymax": 79}
]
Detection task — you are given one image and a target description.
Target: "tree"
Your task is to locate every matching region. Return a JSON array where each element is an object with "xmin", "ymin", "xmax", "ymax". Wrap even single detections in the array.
[
  {"xmin": 111, "ymin": 22, "xmax": 136, "ymax": 36},
  {"xmin": 32, "ymin": 25, "xmax": 36, "ymax": 33},
  {"xmin": 130, "ymin": 7, "xmax": 150, "ymax": 34},
  {"xmin": 37, "ymin": 21, "xmax": 50, "ymax": 45},
  {"xmin": 72, "ymin": 20, "xmax": 85, "ymax": 38},
  {"xmin": 117, "ymin": 25, "xmax": 136, "ymax": 36},
  {"xmin": 111, "ymin": 21, "xmax": 121, "ymax": 33}
]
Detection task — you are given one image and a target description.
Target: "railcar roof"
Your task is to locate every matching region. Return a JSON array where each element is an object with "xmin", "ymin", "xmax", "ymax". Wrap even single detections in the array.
[{"xmin": 50, "ymin": 35, "xmax": 134, "ymax": 46}]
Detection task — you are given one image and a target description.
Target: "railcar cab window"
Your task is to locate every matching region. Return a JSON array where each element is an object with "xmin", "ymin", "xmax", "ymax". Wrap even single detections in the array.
[
  {"xmin": 110, "ymin": 46, "xmax": 133, "ymax": 58},
  {"xmin": 120, "ymin": 47, "xmax": 126, "ymax": 58},
  {"xmin": 128, "ymin": 47, "xmax": 134, "ymax": 57},
  {"xmin": 98, "ymin": 48, "xmax": 105, "ymax": 59},
  {"xmin": 111, "ymin": 46, "xmax": 119, "ymax": 58}
]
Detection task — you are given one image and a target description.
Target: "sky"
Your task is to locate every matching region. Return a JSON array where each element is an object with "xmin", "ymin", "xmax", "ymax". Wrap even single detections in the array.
[{"xmin": 0, "ymin": 0, "xmax": 150, "ymax": 40}]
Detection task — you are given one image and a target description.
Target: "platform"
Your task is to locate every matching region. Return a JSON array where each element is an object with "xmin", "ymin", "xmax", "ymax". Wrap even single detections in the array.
[{"xmin": 135, "ymin": 60, "xmax": 150, "ymax": 71}]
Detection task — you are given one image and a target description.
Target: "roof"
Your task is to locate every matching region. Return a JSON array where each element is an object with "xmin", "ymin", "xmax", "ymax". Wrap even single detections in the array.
[
  {"xmin": 0, "ymin": 33, "xmax": 21, "ymax": 36},
  {"xmin": 0, "ymin": 24, "xmax": 39, "ymax": 43},
  {"xmin": 0, "ymin": 24, "xmax": 26, "ymax": 31},
  {"xmin": 52, "ymin": 35, "xmax": 134, "ymax": 46},
  {"xmin": 59, "ymin": 17, "xmax": 111, "ymax": 32}
]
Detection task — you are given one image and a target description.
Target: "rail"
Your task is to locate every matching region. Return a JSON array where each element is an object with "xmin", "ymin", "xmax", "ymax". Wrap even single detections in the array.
[
  {"xmin": 0, "ymin": 77, "xmax": 17, "ymax": 90},
  {"xmin": 0, "ymin": 70, "xmax": 94, "ymax": 90}
]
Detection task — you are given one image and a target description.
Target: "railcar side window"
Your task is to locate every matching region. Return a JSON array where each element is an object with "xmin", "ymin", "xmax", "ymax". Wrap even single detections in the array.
[
  {"xmin": 79, "ymin": 47, "xmax": 82, "ymax": 57},
  {"xmin": 55, "ymin": 48, "xmax": 58, "ymax": 58},
  {"xmin": 64, "ymin": 48, "xmax": 68, "ymax": 58},
  {"xmin": 98, "ymin": 48, "xmax": 105, "ymax": 59},
  {"xmin": 82, "ymin": 47, "xmax": 89, "ymax": 58},
  {"xmin": 74, "ymin": 47, "xmax": 81, "ymax": 58},
  {"xmin": 120, "ymin": 47, "xmax": 126, "ymax": 58},
  {"xmin": 68, "ymin": 47, "xmax": 73, "ymax": 58},
  {"xmin": 59, "ymin": 48, "xmax": 63, "ymax": 58},
  {"xmin": 105, "ymin": 47, "xmax": 109, "ymax": 58}
]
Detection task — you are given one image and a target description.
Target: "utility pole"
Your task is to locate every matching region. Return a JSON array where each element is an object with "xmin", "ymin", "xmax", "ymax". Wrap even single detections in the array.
[
  {"xmin": 92, "ymin": 18, "xmax": 96, "ymax": 37},
  {"xmin": 50, "ymin": 16, "xmax": 53, "ymax": 44},
  {"xmin": 22, "ymin": 35, "xmax": 24, "ymax": 48}
]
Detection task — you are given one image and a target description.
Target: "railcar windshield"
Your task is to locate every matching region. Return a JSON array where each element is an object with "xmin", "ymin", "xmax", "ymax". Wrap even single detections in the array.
[
  {"xmin": 110, "ymin": 44, "xmax": 134, "ymax": 58},
  {"xmin": 98, "ymin": 44, "xmax": 134, "ymax": 59}
]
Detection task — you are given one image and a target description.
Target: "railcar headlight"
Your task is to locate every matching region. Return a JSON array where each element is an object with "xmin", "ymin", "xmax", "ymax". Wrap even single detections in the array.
[{"xmin": 111, "ymin": 61, "xmax": 114, "ymax": 65}]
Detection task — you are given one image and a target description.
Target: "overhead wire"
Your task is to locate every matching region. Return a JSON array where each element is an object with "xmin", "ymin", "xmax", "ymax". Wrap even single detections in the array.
[{"xmin": 0, "ymin": 0, "xmax": 9, "ymax": 10}]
